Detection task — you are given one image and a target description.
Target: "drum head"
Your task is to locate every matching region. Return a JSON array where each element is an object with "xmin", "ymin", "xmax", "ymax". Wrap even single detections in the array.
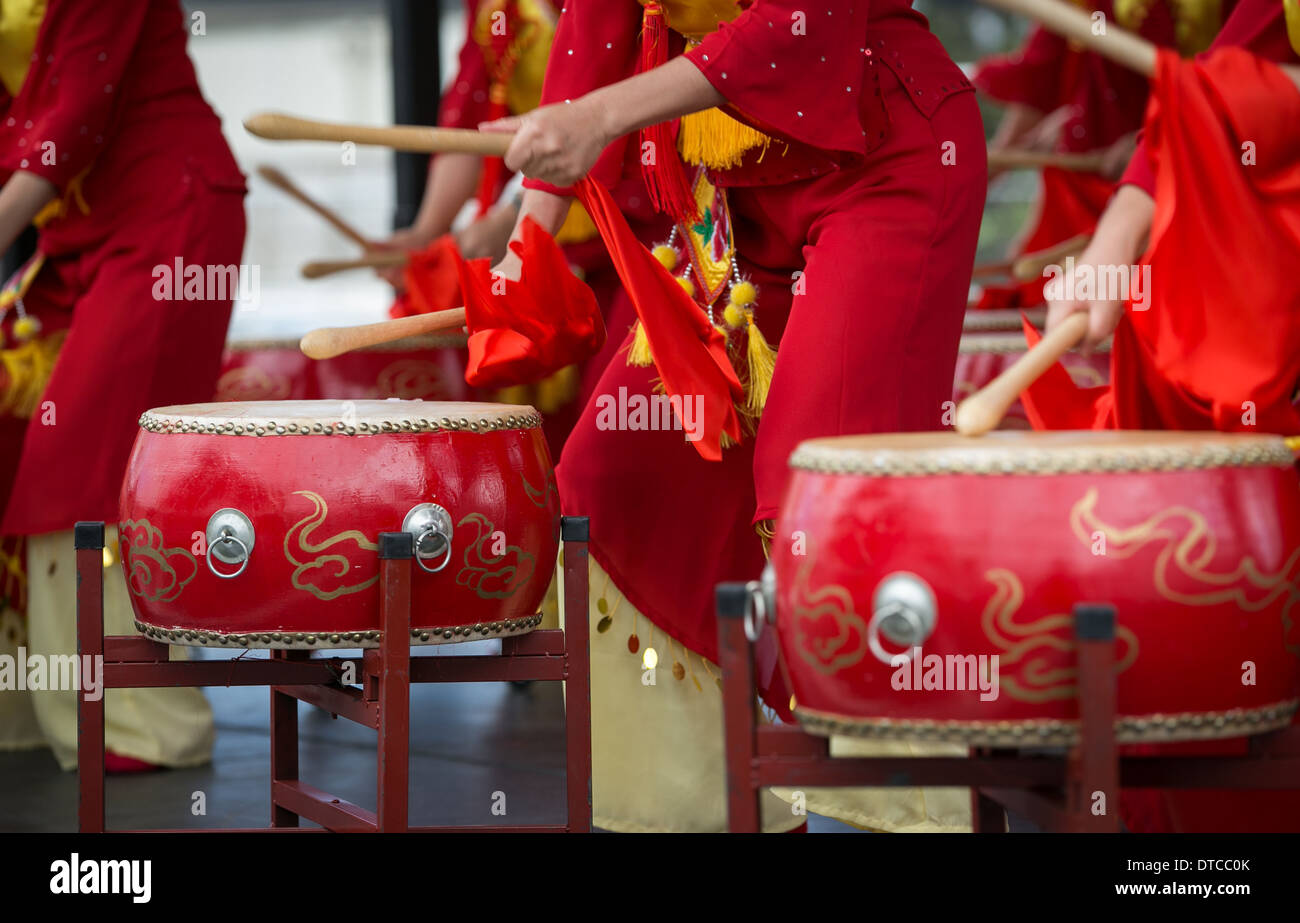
[
  {"xmin": 140, "ymin": 400, "xmax": 541, "ymax": 435},
  {"xmin": 790, "ymin": 430, "xmax": 1295, "ymax": 477}
]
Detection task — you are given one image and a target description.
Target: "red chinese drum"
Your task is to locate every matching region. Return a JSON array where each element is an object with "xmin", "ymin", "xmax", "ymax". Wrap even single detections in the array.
[
  {"xmin": 118, "ymin": 400, "xmax": 559, "ymax": 648},
  {"xmin": 770, "ymin": 431, "xmax": 1300, "ymax": 746}
]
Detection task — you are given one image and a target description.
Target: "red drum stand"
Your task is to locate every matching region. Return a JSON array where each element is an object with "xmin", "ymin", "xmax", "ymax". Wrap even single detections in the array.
[
  {"xmin": 716, "ymin": 584, "xmax": 1300, "ymax": 833},
  {"xmin": 75, "ymin": 517, "xmax": 592, "ymax": 833}
]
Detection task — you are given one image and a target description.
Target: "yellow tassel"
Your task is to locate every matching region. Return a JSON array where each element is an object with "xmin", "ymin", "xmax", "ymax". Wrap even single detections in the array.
[
  {"xmin": 720, "ymin": 429, "xmax": 738, "ymax": 449},
  {"xmin": 1287, "ymin": 0, "xmax": 1300, "ymax": 56},
  {"xmin": 534, "ymin": 364, "xmax": 579, "ymax": 414},
  {"xmin": 0, "ymin": 330, "xmax": 66, "ymax": 419},
  {"xmin": 652, "ymin": 244, "xmax": 678, "ymax": 271},
  {"xmin": 627, "ymin": 320, "xmax": 655, "ymax": 367},
  {"xmin": 678, "ymin": 107, "xmax": 772, "ymax": 170},
  {"xmin": 743, "ymin": 313, "xmax": 776, "ymax": 418}
]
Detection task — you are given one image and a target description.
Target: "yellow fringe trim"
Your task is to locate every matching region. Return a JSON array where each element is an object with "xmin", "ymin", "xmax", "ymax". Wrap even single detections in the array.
[
  {"xmin": 494, "ymin": 383, "xmax": 532, "ymax": 406},
  {"xmin": 0, "ymin": 329, "xmax": 65, "ymax": 419},
  {"xmin": 1287, "ymin": 0, "xmax": 1300, "ymax": 57},
  {"xmin": 743, "ymin": 314, "xmax": 776, "ymax": 418},
  {"xmin": 492, "ymin": 366, "xmax": 580, "ymax": 416},
  {"xmin": 33, "ymin": 169, "xmax": 91, "ymax": 229},
  {"xmin": 554, "ymin": 201, "xmax": 599, "ymax": 245},
  {"xmin": 533, "ymin": 363, "xmax": 579, "ymax": 414},
  {"xmin": 627, "ymin": 320, "xmax": 655, "ymax": 367},
  {"xmin": 678, "ymin": 107, "xmax": 771, "ymax": 171}
]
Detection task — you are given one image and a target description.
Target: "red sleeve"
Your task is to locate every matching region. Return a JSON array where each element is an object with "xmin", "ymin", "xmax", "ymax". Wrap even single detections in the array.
[
  {"xmin": 0, "ymin": 0, "xmax": 151, "ymax": 188},
  {"xmin": 438, "ymin": 1, "xmax": 494, "ymax": 130},
  {"xmin": 521, "ymin": 0, "xmax": 644, "ymax": 197},
  {"xmin": 683, "ymin": 0, "xmax": 870, "ymax": 157},
  {"xmin": 973, "ymin": 26, "xmax": 1068, "ymax": 113},
  {"xmin": 1120, "ymin": 0, "xmax": 1298, "ymax": 195}
]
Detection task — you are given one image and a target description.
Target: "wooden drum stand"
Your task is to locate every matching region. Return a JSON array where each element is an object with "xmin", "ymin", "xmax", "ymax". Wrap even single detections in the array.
[
  {"xmin": 75, "ymin": 517, "xmax": 592, "ymax": 833},
  {"xmin": 716, "ymin": 584, "xmax": 1300, "ymax": 833}
]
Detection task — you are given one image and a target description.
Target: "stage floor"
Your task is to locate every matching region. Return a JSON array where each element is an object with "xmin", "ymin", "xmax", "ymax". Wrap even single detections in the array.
[{"xmin": 0, "ymin": 640, "xmax": 861, "ymax": 832}]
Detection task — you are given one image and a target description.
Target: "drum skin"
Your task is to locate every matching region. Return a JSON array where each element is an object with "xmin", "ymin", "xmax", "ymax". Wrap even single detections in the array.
[
  {"xmin": 117, "ymin": 401, "xmax": 559, "ymax": 648},
  {"xmin": 772, "ymin": 431, "xmax": 1300, "ymax": 746}
]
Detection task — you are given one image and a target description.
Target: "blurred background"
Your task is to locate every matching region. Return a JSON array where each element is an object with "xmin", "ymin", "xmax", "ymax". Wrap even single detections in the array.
[{"xmin": 189, "ymin": 0, "xmax": 1035, "ymax": 341}]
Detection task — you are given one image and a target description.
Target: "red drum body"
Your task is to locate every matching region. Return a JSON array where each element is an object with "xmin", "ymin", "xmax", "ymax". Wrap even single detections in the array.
[
  {"xmin": 771, "ymin": 431, "xmax": 1300, "ymax": 745},
  {"xmin": 118, "ymin": 401, "xmax": 559, "ymax": 648},
  {"xmin": 953, "ymin": 333, "xmax": 1109, "ymax": 430},
  {"xmin": 214, "ymin": 334, "xmax": 470, "ymax": 403}
]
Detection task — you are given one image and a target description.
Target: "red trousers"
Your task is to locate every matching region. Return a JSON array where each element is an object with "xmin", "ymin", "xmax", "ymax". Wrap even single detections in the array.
[
  {"xmin": 556, "ymin": 65, "xmax": 987, "ymax": 665},
  {"xmin": 2, "ymin": 160, "xmax": 245, "ymax": 535}
]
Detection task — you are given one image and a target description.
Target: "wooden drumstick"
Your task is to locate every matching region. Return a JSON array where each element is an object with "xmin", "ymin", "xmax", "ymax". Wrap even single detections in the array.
[
  {"xmin": 1011, "ymin": 233, "xmax": 1092, "ymax": 282},
  {"xmin": 257, "ymin": 165, "xmax": 373, "ymax": 249},
  {"xmin": 972, "ymin": 233, "xmax": 1092, "ymax": 281},
  {"xmin": 245, "ymin": 112, "xmax": 514, "ymax": 156},
  {"xmin": 955, "ymin": 312, "xmax": 1089, "ymax": 436},
  {"xmin": 971, "ymin": 258, "xmax": 1015, "ymax": 280},
  {"xmin": 978, "ymin": 0, "xmax": 1157, "ymax": 77},
  {"xmin": 986, "ymin": 149, "xmax": 1107, "ymax": 173},
  {"xmin": 299, "ymin": 308, "xmax": 467, "ymax": 360},
  {"xmin": 301, "ymin": 250, "xmax": 407, "ymax": 279}
]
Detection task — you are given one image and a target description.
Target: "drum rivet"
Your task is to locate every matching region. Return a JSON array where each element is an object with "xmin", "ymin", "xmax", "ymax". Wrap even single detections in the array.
[
  {"xmin": 330, "ymin": 634, "xmax": 341, "ymax": 643},
  {"xmin": 295, "ymin": 633, "xmax": 305, "ymax": 641},
  {"xmin": 367, "ymin": 631, "xmax": 379, "ymax": 640},
  {"xmin": 312, "ymin": 424, "xmax": 322, "ymax": 433},
  {"xmin": 260, "ymin": 633, "xmax": 272, "ymax": 643},
  {"xmin": 473, "ymin": 624, "xmax": 482, "ymax": 633},
  {"xmin": 305, "ymin": 635, "xmax": 316, "ymax": 644},
  {"xmin": 271, "ymin": 633, "xmax": 282, "ymax": 641},
  {"xmin": 442, "ymin": 630, "xmax": 452, "ymax": 639},
  {"xmin": 420, "ymin": 632, "xmax": 430, "ymax": 641},
  {"xmin": 410, "ymin": 629, "xmax": 419, "ymax": 638}
]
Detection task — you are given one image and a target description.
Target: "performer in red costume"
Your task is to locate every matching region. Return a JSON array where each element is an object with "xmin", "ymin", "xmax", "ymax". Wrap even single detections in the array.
[
  {"xmin": 1038, "ymin": 0, "xmax": 1300, "ymax": 832},
  {"xmin": 973, "ymin": 0, "xmax": 1229, "ymax": 310},
  {"xmin": 483, "ymin": 0, "xmax": 986, "ymax": 831},
  {"xmin": 0, "ymin": 0, "xmax": 245, "ymax": 771},
  {"xmin": 380, "ymin": 0, "xmax": 666, "ymax": 457}
]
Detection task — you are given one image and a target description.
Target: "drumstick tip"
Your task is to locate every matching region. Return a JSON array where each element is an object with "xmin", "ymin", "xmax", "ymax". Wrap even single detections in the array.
[{"xmin": 299, "ymin": 330, "xmax": 339, "ymax": 361}]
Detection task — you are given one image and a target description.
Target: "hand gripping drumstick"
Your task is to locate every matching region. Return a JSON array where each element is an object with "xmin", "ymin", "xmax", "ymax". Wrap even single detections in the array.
[
  {"xmin": 985, "ymin": 149, "xmax": 1107, "ymax": 173},
  {"xmin": 300, "ymin": 250, "xmax": 407, "ymax": 279},
  {"xmin": 955, "ymin": 312, "xmax": 1089, "ymax": 436},
  {"xmin": 245, "ymin": 112, "xmax": 515, "ymax": 156},
  {"xmin": 977, "ymin": 0, "xmax": 1157, "ymax": 77},
  {"xmin": 299, "ymin": 308, "xmax": 467, "ymax": 360},
  {"xmin": 256, "ymin": 165, "xmax": 373, "ymax": 249}
]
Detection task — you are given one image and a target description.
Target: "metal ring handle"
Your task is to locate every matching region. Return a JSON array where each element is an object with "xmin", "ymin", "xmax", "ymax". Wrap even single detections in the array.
[
  {"xmin": 867, "ymin": 603, "xmax": 924, "ymax": 666},
  {"xmin": 207, "ymin": 532, "xmax": 250, "ymax": 579},
  {"xmin": 413, "ymin": 527, "xmax": 453, "ymax": 574},
  {"xmin": 743, "ymin": 580, "xmax": 766, "ymax": 642}
]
